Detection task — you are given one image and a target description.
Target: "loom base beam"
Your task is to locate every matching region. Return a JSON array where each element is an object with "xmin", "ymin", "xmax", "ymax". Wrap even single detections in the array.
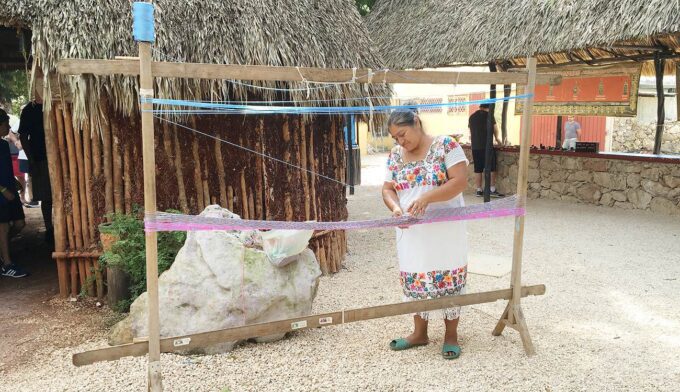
[{"xmin": 72, "ymin": 284, "xmax": 545, "ymax": 366}]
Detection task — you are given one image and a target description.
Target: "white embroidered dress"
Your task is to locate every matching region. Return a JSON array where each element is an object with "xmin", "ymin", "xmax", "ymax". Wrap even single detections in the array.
[{"xmin": 385, "ymin": 136, "xmax": 469, "ymax": 320}]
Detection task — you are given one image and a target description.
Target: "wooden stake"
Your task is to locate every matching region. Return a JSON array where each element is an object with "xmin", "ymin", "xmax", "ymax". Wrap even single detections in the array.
[
  {"xmin": 93, "ymin": 258, "xmax": 104, "ymax": 299},
  {"xmin": 139, "ymin": 41, "xmax": 163, "ymax": 391},
  {"xmin": 493, "ymin": 57, "xmax": 538, "ymax": 356},
  {"xmin": 63, "ymin": 104, "xmax": 84, "ymax": 250},
  {"xmin": 259, "ymin": 123, "xmax": 270, "ymax": 219},
  {"xmin": 308, "ymin": 126, "xmax": 318, "ymax": 220},
  {"xmin": 191, "ymin": 132, "xmax": 204, "ymax": 212},
  {"xmin": 84, "ymin": 258, "xmax": 95, "ymax": 297},
  {"xmin": 214, "ymin": 137, "xmax": 227, "ymax": 208},
  {"xmin": 83, "ymin": 120, "xmax": 96, "ymax": 243},
  {"xmin": 112, "ymin": 122, "xmax": 124, "ymax": 214},
  {"xmin": 227, "ymin": 185, "xmax": 234, "ymax": 212},
  {"xmin": 73, "ymin": 118, "xmax": 90, "ymax": 248},
  {"xmin": 170, "ymin": 127, "xmax": 189, "ymax": 213},
  {"xmin": 254, "ymin": 119, "xmax": 264, "ymax": 219},
  {"xmin": 72, "ymin": 284, "xmax": 546, "ymax": 366},
  {"xmin": 123, "ymin": 142, "xmax": 132, "ymax": 214},
  {"xmin": 299, "ymin": 121, "xmax": 310, "ymax": 220},
  {"xmin": 101, "ymin": 103, "xmax": 114, "ymax": 216},
  {"xmin": 240, "ymin": 170, "xmax": 248, "ymax": 219},
  {"xmin": 44, "ymin": 100, "xmax": 68, "ymax": 297},
  {"xmin": 91, "ymin": 115, "xmax": 102, "ymax": 177}
]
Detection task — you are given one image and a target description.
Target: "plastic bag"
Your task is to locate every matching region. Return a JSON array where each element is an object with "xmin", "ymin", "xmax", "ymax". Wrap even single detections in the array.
[{"xmin": 260, "ymin": 229, "xmax": 314, "ymax": 267}]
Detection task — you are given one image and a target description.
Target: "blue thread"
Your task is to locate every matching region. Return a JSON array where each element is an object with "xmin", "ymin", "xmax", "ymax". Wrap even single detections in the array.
[
  {"xmin": 141, "ymin": 94, "xmax": 531, "ymax": 115},
  {"xmin": 133, "ymin": 2, "xmax": 155, "ymax": 42}
]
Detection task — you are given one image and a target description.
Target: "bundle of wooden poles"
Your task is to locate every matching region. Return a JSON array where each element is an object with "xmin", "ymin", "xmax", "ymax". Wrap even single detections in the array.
[{"xmin": 46, "ymin": 96, "xmax": 349, "ymax": 298}]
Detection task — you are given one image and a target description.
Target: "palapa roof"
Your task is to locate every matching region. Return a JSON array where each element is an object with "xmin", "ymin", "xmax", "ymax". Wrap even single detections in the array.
[
  {"xmin": 0, "ymin": 0, "xmax": 388, "ymax": 122},
  {"xmin": 367, "ymin": 0, "xmax": 680, "ymax": 74}
]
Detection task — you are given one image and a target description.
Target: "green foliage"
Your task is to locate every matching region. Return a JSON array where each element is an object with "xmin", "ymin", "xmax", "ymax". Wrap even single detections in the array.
[
  {"xmin": 100, "ymin": 207, "xmax": 186, "ymax": 312},
  {"xmin": 0, "ymin": 70, "xmax": 29, "ymax": 114},
  {"xmin": 355, "ymin": 0, "xmax": 376, "ymax": 16}
]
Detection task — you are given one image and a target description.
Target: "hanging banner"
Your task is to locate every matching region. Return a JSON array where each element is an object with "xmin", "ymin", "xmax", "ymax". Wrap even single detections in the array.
[{"xmin": 515, "ymin": 63, "xmax": 641, "ymax": 116}]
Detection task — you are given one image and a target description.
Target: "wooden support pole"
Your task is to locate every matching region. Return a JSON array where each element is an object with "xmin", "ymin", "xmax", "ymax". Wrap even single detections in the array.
[
  {"xmin": 139, "ymin": 40, "xmax": 163, "ymax": 391},
  {"xmin": 676, "ymin": 64, "xmax": 680, "ymax": 125},
  {"xmin": 493, "ymin": 57, "xmax": 538, "ymax": 356},
  {"xmin": 72, "ymin": 284, "xmax": 546, "ymax": 366},
  {"xmin": 653, "ymin": 53, "xmax": 665, "ymax": 155},
  {"xmin": 57, "ymin": 59, "xmax": 562, "ymax": 86}
]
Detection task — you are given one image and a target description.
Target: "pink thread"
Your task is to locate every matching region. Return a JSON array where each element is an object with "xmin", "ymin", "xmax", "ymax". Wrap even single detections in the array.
[{"xmin": 144, "ymin": 196, "xmax": 524, "ymax": 232}]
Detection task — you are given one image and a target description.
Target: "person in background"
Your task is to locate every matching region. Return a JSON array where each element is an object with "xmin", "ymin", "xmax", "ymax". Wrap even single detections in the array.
[
  {"xmin": 0, "ymin": 109, "xmax": 28, "ymax": 278},
  {"xmin": 18, "ymin": 96, "xmax": 53, "ymax": 245},
  {"xmin": 562, "ymin": 116, "xmax": 582, "ymax": 150},
  {"xmin": 468, "ymin": 103, "xmax": 503, "ymax": 197},
  {"xmin": 6, "ymin": 130, "xmax": 26, "ymax": 204}
]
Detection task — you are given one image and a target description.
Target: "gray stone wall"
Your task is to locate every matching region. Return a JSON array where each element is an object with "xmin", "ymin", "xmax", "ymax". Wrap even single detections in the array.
[
  {"xmin": 464, "ymin": 149, "xmax": 680, "ymax": 215},
  {"xmin": 611, "ymin": 118, "xmax": 680, "ymax": 155}
]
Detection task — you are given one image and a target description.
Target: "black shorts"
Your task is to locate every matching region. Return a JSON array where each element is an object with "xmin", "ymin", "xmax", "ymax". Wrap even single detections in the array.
[
  {"xmin": 30, "ymin": 160, "xmax": 52, "ymax": 202},
  {"xmin": 471, "ymin": 149, "xmax": 497, "ymax": 174},
  {"xmin": 0, "ymin": 197, "xmax": 25, "ymax": 223}
]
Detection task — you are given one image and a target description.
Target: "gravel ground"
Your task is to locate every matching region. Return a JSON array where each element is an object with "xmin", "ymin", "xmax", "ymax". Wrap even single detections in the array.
[{"xmin": 3, "ymin": 155, "xmax": 680, "ymax": 391}]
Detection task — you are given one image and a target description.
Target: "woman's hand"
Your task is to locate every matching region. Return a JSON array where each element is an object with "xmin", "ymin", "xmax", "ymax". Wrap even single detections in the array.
[
  {"xmin": 392, "ymin": 206, "xmax": 411, "ymax": 229},
  {"xmin": 407, "ymin": 195, "xmax": 430, "ymax": 218}
]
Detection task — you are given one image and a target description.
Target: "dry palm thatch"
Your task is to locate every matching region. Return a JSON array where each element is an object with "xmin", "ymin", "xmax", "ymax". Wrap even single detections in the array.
[
  {"xmin": 0, "ymin": 0, "xmax": 389, "ymax": 124},
  {"xmin": 367, "ymin": 0, "xmax": 680, "ymax": 74}
]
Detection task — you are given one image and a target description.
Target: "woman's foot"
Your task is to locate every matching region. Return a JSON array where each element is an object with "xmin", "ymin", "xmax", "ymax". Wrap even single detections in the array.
[
  {"xmin": 442, "ymin": 333, "xmax": 461, "ymax": 359},
  {"xmin": 389, "ymin": 333, "xmax": 429, "ymax": 351},
  {"xmin": 405, "ymin": 332, "xmax": 429, "ymax": 346}
]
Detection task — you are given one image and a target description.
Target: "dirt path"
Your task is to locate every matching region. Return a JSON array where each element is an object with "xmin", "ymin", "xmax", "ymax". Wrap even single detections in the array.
[{"xmin": 0, "ymin": 208, "xmax": 117, "ymax": 373}]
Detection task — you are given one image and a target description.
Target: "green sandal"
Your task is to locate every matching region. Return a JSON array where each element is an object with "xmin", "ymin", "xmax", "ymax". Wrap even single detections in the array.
[
  {"xmin": 389, "ymin": 338, "xmax": 427, "ymax": 351},
  {"xmin": 442, "ymin": 344, "xmax": 461, "ymax": 359}
]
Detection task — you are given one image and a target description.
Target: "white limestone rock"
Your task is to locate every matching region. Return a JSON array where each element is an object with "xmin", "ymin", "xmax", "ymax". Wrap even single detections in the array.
[{"xmin": 109, "ymin": 205, "xmax": 321, "ymax": 354}]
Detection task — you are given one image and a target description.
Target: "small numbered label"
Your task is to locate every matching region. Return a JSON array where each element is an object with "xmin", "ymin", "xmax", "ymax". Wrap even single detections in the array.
[
  {"xmin": 291, "ymin": 320, "xmax": 308, "ymax": 330},
  {"xmin": 173, "ymin": 337, "xmax": 191, "ymax": 347},
  {"xmin": 318, "ymin": 317, "xmax": 333, "ymax": 325}
]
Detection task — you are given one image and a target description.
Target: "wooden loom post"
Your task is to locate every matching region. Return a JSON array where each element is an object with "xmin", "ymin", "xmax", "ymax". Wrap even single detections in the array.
[
  {"xmin": 139, "ymin": 40, "xmax": 163, "ymax": 390},
  {"xmin": 492, "ymin": 57, "xmax": 537, "ymax": 355}
]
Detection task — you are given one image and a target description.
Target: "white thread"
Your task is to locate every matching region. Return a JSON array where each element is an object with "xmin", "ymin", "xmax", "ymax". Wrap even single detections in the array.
[
  {"xmin": 351, "ymin": 67, "xmax": 357, "ymax": 83},
  {"xmin": 296, "ymin": 66, "xmax": 311, "ymax": 99}
]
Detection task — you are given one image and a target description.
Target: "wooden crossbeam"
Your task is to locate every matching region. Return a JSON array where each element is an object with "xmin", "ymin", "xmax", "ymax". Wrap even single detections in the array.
[
  {"xmin": 56, "ymin": 59, "xmax": 562, "ymax": 86},
  {"xmin": 72, "ymin": 284, "xmax": 545, "ymax": 367}
]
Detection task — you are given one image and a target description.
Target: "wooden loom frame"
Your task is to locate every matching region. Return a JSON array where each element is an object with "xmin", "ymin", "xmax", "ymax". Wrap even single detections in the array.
[{"xmin": 57, "ymin": 20, "xmax": 554, "ymax": 390}]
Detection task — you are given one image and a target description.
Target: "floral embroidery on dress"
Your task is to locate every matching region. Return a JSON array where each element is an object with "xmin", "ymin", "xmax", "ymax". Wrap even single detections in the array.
[
  {"xmin": 386, "ymin": 136, "xmax": 460, "ymax": 191},
  {"xmin": 399, "ymin": 266, "xmax": 467, "ymax": 299}
]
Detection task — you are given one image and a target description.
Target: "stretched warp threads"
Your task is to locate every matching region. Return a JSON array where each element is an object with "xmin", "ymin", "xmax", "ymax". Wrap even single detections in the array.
[{"xmin": 145, "ymin": 195, "xmax": 524, "ymax": 232}]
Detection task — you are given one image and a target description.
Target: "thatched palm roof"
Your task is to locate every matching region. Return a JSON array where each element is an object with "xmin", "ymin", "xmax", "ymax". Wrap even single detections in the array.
[
  {"xmin": 367, "ymin": 0, "xmax": 680, "ymax": 74},
  {"xmin": 1, "ymin": 0, "xmax": 388, "ymax": 122}
]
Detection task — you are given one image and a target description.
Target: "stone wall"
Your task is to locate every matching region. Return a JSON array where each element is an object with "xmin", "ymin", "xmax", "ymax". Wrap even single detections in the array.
[
  {"xmin": 611, "ymin": 118, "xmax": 680, "ymax": 155},
  {"xmin": 464, "ymin": 148, "xmax": 680, "ymax": 215}
]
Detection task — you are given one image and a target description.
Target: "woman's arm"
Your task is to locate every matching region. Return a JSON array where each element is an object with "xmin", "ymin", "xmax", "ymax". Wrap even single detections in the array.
[
  {"xmin": 382, "ymin": 181, "xmax": 402, "ymax": 216},
  {"xmin": 407, "ymin": 161, "xmax": 467, "ymax": 216}
]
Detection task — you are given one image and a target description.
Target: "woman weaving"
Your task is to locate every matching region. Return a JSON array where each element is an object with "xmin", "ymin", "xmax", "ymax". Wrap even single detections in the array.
[{"xmin": 382, "ymin": 110, "xmax": 469, "ymax": 359}]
